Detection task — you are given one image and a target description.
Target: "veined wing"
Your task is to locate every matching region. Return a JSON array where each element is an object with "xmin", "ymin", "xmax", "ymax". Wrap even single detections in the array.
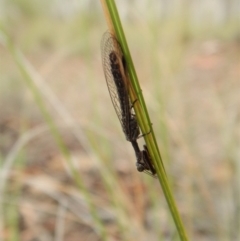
[{"xmin": 101, "ymin": 32, "xmax": 131, "ymax": 139}]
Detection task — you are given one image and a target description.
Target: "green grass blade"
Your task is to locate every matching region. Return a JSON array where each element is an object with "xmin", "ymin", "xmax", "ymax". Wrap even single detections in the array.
[{"xmin": 100, "ymin": 1, "xmax": 189, "ymax": 240}]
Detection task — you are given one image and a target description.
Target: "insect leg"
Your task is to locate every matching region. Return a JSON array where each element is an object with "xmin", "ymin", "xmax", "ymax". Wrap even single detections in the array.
[
  {"xmin": 130, "ymin": 99, "xmax": 138, "ymax": 108},
  {"xmin": 136, "ymin": 128, "xmax": 152, "ymax": 139},
  {"xmin": 129, "ymin": 100, "xmax": 152, "ymax": 139}
]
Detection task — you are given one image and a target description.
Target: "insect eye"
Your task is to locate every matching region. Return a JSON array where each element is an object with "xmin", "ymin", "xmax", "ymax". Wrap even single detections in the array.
[{"xmin": 136, "ymin": 163, "xmax": 145, "ymax": 172}]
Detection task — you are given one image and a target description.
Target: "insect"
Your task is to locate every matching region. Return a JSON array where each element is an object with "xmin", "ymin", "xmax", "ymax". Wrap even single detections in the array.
[{"xmin": 101, "ymin": 31, "xmax": 156, "ymax": 177}]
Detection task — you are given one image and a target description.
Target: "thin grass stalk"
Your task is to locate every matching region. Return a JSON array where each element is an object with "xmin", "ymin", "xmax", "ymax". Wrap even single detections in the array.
[{"xmin": 100, "ymin": 1, "xmax": 189, "ymax": 240}]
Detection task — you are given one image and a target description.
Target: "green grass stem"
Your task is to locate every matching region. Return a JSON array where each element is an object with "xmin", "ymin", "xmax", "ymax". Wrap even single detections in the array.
[{"xmin": 100, "ymin": 1, "xmax": 189, "ymax": 240}]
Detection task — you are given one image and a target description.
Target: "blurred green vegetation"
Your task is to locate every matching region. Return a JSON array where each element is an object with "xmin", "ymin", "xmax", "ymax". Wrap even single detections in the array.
[{"xmin": 0, "ymin": 1, "xmax": 240, "ymax": 241}]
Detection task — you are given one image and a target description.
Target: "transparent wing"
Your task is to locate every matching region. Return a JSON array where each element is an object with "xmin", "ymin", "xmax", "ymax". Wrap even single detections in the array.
[
  {"xmin": 101, "ymin": 32, "xmax": 131, "ymax": 138},
  {"xmin": 143, "ymin": 170, "xmax": 157, "ymax": 179}
]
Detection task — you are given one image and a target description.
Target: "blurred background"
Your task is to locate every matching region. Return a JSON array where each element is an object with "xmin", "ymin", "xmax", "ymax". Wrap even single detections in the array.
[{"xmin": 0, "ymin": 0, "xmax": 240, "ymax": 240}]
